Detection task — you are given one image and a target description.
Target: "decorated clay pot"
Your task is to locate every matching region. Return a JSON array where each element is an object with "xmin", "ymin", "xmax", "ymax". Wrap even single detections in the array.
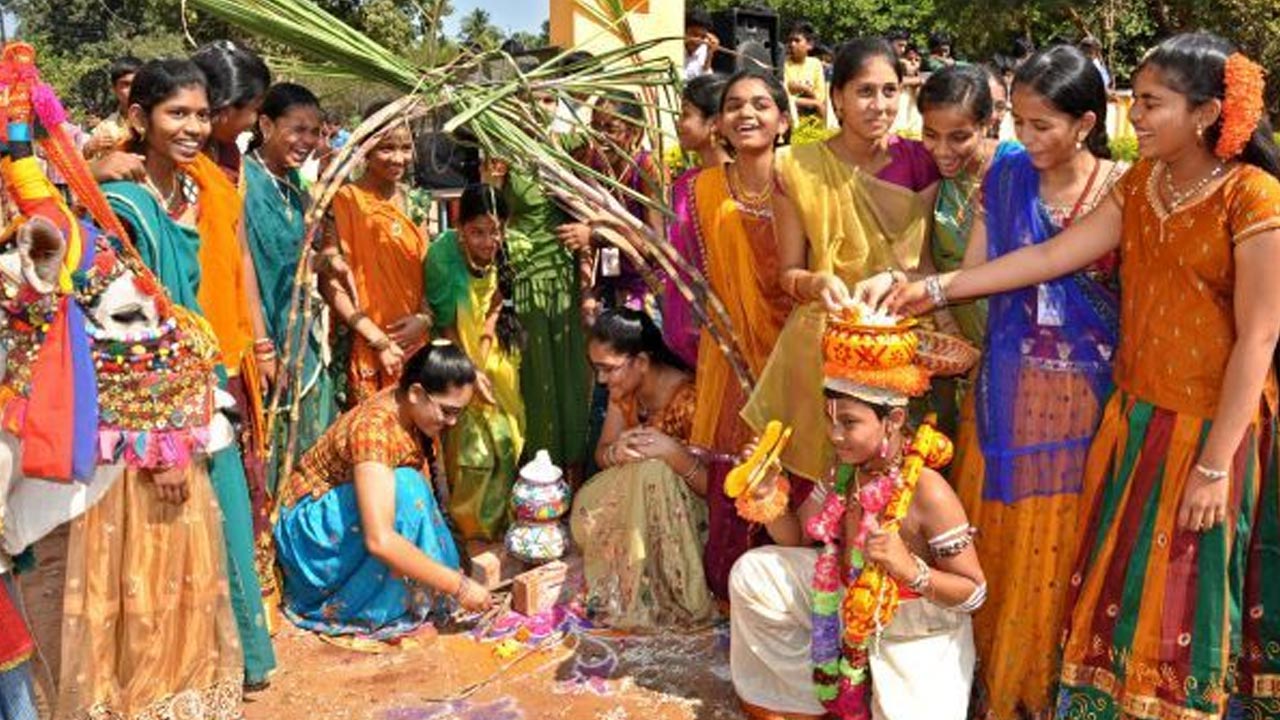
[
  {"xmin": 823, "ymin": 315, "xmax": 920, "ymax": 370},
  {"xmin": 504, "ymin": 518, "xmax": 569, "ymax": 563},
  {"xmin": 510, "ymin": 450, "xmax": 570, "ymax": 522}
]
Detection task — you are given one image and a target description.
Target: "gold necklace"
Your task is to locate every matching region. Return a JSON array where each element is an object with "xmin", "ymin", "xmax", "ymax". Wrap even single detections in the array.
[
  {"xmin": 142, "ymin": 171, "xmax": 183, "ymax": 214},
  {"xmin": 729, "ymin": 163, "xmax": 772, "ymax": 208},
  {"xmin": 251, "ymin": 151, "xmax": 300, "ymax": 222},
  {"xmin": 1161, "ymin": 161, "xmax": 1225, "ymax": 210}
]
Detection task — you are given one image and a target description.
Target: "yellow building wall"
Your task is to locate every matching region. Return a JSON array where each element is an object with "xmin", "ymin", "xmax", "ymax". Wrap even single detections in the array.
[
  {"xmin": 549, "ymin": 0, "xmax": 683, "ymax": 68},
  {"xmin": 548, "ymin": 0, "xmax": 684, "ymax": 134}
]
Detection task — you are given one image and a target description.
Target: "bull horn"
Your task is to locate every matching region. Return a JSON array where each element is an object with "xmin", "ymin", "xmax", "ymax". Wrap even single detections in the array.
[{"xmin": 16, "ymin": 216, "xmax": 66, "ymax": 295}]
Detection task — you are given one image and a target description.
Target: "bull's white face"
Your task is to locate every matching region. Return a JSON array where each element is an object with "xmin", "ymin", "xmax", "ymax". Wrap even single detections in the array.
[
  {"xmin": 90, "ymin": 274, "xmax": 160, "ymax": 341},
  {"xmin": 0, "ymin": 215, "xmax": 163, "ymax": 341}
]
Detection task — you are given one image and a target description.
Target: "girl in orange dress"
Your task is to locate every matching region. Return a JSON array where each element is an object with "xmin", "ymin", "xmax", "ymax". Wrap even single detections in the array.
[
  {"xmin": 887, "ymin": 33, "xmax": 1280, "ymax": 718},
  {"xmin": 683, "ymin": 70, "xmax": 802, "ymax": 599},
  {"xmin": 320, "ymin": 105, "xmax": 431, "ymax": 408}
]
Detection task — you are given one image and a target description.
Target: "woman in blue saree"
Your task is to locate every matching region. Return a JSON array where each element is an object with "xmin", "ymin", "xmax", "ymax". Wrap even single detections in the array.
[{"xmin": 274, "ymin": 342, "xmax": 493, "ymax": 638}]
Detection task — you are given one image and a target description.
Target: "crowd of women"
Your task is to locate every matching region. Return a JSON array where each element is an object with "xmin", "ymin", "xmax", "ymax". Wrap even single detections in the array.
[{"xmin": 0, "ymin": 22, "xmax": 1277, "ymax": 720}]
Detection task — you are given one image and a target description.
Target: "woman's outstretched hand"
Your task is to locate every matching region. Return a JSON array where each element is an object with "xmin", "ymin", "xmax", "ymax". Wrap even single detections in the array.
[{"xmin": 885, "ymin": 279, "xmax": 937, "ymax": 317}]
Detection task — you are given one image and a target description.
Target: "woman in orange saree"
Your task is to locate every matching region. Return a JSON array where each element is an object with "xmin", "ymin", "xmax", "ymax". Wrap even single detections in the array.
[
  {"xmin": 675, "ymin": 71, "xmax": 802, "ymax": 599},
  {"xmin": 319, "ymin": 111, "xmax": 431, "ymax": 409}
]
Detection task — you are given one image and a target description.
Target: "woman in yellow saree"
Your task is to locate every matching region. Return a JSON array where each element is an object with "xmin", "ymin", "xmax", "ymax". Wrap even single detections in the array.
[
  {"xmin": 744, "ymin": 37, "xmax": 941, "ymax": 482},
  {"xmin": 571, "ymin": 309, "xmax": 713, "ymax": 630},
  {"xmin": 425, "ymin": 184, "xmax": 525, "ymax": 541}
]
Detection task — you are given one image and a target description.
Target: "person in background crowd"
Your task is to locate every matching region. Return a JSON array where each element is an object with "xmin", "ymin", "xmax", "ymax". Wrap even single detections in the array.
[
  {"xmin": 320, "ymin": 101, "xmax": 432, "ymax": 410},
  {"xmin": 815, "ymin": 44, "xmax": 835, "ymax": 86},
  {"xmin": 244, "ymin": 82, "xmax": 339, "ymax": 487},
  {"xmin": 191, "ymin": 39, "xmax": 284, "ymax": 650},
  {"xmin": 684, "ymin": 9, "xmax": 719, "ymax": 81},
  {"xmin": 1011, "ymin": 36, "xmax": 1036, "ymax": 67},
  {"xmin": 192, "ymin": 40, "xmax": 272, "ymax": 185},
  {"xmin": 924, "ymin": 31, "xmax": 956, "ymax": 72},
  {"xmin": 919, "ymin": 65, "xmax": 1018, "ymax": 436},
  {"xmin": 84, "ymin": 55, "xmax": 141, "ymax": 161},
  {"xmin": 325, "ymin": 110, "xmax": 351, "ymax": 150},
  {"xmin": 1080, "ymin": 35, "xmax": 1113, "ymax": 90},
  {"xmin": 985, "ymin": 62, "xmax": 1013, "ymax": 139},
  {"xmin": 566, "ymin": 91, "xmax": 663, "ymax": 315},
  {"xmin": 665, "ymin": 72, "xmax": 730, "ymax": 367},
  {"xmin": 888, "ymin": 28, "xmax": 911, "ymax": 59},
  {"xmin": 425, "ymin": 184, "xmax": 526, "ymax": 542},
  {"xmin": 784, "ymin": 22, "xmax": 828, "ymax": 121}
]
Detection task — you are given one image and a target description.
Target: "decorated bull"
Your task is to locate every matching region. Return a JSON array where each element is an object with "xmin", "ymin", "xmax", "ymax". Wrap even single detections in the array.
[{"xmin": 0, "ymin": 42, "xmax": 243, "ymax": 718}]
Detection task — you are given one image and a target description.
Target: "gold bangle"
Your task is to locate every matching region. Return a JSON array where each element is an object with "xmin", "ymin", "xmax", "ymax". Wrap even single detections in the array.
[
  {"xmin": 678, "ymin": 455, "xmax": 703, "ymax": 482},
  {"xmin": 348, "ymin": 310, "xmax": 368, "ymax": 329}
]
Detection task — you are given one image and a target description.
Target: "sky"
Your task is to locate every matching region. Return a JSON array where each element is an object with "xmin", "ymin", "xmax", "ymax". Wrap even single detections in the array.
[{"xmin": 442, "ymin": 0, "xmax": 548, "ymax": 37}]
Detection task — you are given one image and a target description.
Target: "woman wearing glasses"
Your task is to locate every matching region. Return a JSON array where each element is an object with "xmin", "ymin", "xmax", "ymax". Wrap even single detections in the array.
[
  {"xmin": 425, "ymin": 184, "xmax": 526, "ymax": 541},
  {"xmin": 570, "ymin": 309, "xmax": 715, "ymax": 630},
  {"xmin": 274, "ymin": 341, "xmax": 493, "ymax": 641}
]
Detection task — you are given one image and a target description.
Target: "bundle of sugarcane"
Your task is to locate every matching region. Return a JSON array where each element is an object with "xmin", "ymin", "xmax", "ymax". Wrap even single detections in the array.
[{"xmin": 190, "ymin": 0, "xmax": 760, "ymax": 470}]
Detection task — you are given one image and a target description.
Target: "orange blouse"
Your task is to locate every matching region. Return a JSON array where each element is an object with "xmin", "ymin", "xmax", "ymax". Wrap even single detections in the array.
[
  {"xmin": 283, "ymin": 388, "xmax": 426, "ymax": 506},
  {"xmin": 620, "ymin": 381, "xmax": 698, "ymax": 442},
  {"xmin": 1112, "ymin": 160, "xmax": 1280, "ymax": 418}
]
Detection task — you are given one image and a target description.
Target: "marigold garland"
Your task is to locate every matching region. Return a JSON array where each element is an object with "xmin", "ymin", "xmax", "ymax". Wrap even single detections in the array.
[
  {"xmin": 1216, "ymin": 53, "xmax": 1266, "ymax": 161},
  {"xmin": 807, "ymin": 422, "xmax": 954, "ymax": 719}
]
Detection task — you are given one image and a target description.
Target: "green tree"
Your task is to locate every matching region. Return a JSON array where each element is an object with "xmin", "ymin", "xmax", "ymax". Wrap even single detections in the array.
[
  {"xmin": 9, "ymin": 0, "xmax": 239, "ymax": 118},
  {"xmin": 458, "ymin": 8, "xmax": 501, "ymax": 50}
]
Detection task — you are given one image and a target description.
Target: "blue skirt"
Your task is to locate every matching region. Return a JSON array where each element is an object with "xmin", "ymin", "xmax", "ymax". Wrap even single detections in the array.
[{"xmin": 275, "ymin": 468, "xmax": 461, "ymax": 639}]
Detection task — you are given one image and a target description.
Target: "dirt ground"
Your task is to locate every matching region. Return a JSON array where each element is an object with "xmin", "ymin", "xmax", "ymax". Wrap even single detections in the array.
[{"xmin": 18, "ymin": 528, "xmax": 744, "ymax": 720}]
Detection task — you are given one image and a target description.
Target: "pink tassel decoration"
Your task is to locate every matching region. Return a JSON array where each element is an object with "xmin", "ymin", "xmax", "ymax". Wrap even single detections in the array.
[{"xmin": 31, "ymin": 82, "xmax": 67, "ymax": 127}]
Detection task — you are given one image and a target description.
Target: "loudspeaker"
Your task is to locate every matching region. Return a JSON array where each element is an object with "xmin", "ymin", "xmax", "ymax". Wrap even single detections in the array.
[
  {"xmin": 413, "ymin": 117, "xmax": 480, "ymax": 191},
  {"xmin": 710, "ymin": 7, "xmax": 782, "ymax": 76}
]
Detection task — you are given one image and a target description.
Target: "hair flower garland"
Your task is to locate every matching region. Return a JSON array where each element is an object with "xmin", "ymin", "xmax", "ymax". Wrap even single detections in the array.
[{"xmin": 1216, "ymin": 53, "xmax": 1266, "ymax": 161}]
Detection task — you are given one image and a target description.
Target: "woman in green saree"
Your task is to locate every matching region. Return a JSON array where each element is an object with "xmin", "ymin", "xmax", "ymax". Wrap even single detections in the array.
[{"xmin": 244, "ymin": 82, "xmax": 339, "ymax": 488}]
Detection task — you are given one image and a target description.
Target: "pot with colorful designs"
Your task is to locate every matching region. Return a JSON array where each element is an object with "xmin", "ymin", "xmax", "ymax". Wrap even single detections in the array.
[{"xmin": 505, "ymin": 450, "xmax": 571, "ymax": 562}]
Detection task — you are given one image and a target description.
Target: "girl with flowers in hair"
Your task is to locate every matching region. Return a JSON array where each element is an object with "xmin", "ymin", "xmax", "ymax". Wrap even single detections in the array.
[
  {"xmin": 881, "ymin": 32, "xmax": 1280, "ymax": 718},
  {"xmin": 729, "ymin": 309, "xmax": 986, "ymax": 720}
]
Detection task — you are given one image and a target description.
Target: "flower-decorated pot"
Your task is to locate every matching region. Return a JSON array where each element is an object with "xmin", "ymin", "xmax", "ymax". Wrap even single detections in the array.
[
  {"xmin": 504, "ymin": 519, "xmax": 568, "ymax": 563},
  {"xmin": 510, "ymin": 449, "xmax": 570, "ymax": 522}
]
